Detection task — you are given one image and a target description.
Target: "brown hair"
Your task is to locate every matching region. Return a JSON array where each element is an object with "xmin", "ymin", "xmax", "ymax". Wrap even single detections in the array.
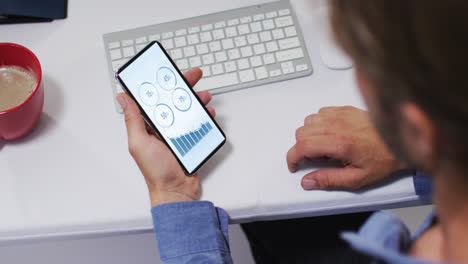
[{"xmin": 329, "ymin": 0, "xmax": 468, "ymax": 169}]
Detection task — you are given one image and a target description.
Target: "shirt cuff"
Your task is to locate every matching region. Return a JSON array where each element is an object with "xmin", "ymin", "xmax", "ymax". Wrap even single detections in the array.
[{"xmin": 151, "ymin": 201, "xmax": 230, "ymax": 261}]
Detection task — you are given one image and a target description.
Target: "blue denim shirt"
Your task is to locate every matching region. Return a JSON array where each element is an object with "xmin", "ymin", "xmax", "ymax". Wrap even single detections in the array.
[{"xmin": 151, "ymin": 173, "xmax": 433, "ymax": 264}]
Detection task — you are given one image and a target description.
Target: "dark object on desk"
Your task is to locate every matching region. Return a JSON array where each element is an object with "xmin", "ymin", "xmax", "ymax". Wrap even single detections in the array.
[{"xmin": 0, "ymin": 0, "xmax": 68, "ymax": 24}]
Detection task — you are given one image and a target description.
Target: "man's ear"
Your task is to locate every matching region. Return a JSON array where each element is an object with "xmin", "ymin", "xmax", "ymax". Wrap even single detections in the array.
[{"xmin": 400, "ymin": 103, "xmax": 438, "ymax": 171}]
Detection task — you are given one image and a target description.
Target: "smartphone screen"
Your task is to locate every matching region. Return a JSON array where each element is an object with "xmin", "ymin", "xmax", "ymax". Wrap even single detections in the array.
[{"xmin": 116, "ymin": 41, "xmax": 226, "ymax": 175}]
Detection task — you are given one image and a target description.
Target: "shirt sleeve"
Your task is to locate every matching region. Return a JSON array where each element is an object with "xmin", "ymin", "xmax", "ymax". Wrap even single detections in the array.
[{"xmin": 151, "ymin": 201, "xmax": 233, "ymax": 264}]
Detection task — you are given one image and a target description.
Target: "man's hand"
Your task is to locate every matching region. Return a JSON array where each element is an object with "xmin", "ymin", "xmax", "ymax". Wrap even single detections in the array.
[
  {"xmin": 117, "ymin": 68, "xmax": 215, "ymax": 207},
  {"xmin": 287, "ymin": 106, "xmax": 406, "ymax": 190}
]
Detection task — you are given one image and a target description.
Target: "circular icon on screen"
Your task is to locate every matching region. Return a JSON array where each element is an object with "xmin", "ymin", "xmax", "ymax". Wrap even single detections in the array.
[
  {"xmin": 154, "ymin": 104, "xmax": 174, "ymax": 128},
  {"xmin": 138, "ymin": 82, "xmax": 159, "ymax": 106},
  {"xmin": 157, "ymin": 67, "xmax": 177, "ymax": 91},
  {"xmin": 172, "ymin": 88, "xmax": 192, "ymax": 112}
]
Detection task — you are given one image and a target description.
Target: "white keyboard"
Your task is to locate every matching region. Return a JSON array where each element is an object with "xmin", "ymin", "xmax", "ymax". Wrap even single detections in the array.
[{"xmin": 103, "ymin": 0, "xmax": 313, "ymax": 113}]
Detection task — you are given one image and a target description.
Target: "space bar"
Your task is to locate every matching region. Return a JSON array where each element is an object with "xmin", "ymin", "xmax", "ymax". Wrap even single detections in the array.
[{"xmin": 194, "ymin": 73, "xmax": 239, "ymax": 92}]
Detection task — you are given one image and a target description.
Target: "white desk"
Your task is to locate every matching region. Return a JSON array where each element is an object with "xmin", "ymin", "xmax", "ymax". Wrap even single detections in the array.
[{"xmin": 0, "ymin": 0, "xmax": 428, "ymax": 243}]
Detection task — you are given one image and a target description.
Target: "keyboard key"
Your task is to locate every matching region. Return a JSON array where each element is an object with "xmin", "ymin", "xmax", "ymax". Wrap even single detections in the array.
[
  {"xmin": 247, "ymin": 33, "xmax": 260, "ymax": 44},
  {"xmin": 149, "ymin": 34, "xmax": 161, "ymax": 41},
  {"xmin": 239, "ymin": 69, "xmax": 255, "ymax": 82},
  {"xmin": 260, "ymin": 31, "xmax": 272, "ymax": 42},
  {"xmin": 227, "ymin": 48, "xmax": 241, "ymax": 60},
  {"xmin": 171, "ymin": 48, "xmax": 183, "ymax": 59},
  {"xmin": 222, "ymin": 38, "xmax": 234, "ymax": 50},
  {"xmin": 226, "ymin": 27, "xmax": 238, "ymax": 38},
  {"xmin": 187, "ymin": 34, "xmax": 200, "ymax": 45},
  {"xmin": 272, "ymin": 29, "xmax": 285, "ymax": 39},
  {"xmin": 262, "ymin": 19, "xmax": 275, "ymax": 30},
  {"xmin": 228, "ymin": 18, "xmax": 240, "ymax": 26},
  {"xmin": 237, "ymin": 58, "xmax": 250, "ymax": 70},
  {"xmin": 175, "ymin": 36, "xmax": 187, "ymax": 47},
  {"xmin": 281, "ymin": 61, "xmax": 295, "ymax": 74},
  {"xmin": 176, "ymin": 29, "xmax": 187, "ymax": 36},
  {"xmin": 196, "ymin": 43, "xmax": 209, "ymax": 54},
  {"xmin": 240, "ymin": 16, "xmax": 252, "ymax": 24},
  {"xmin": 263, "ymin": 53, "xmax": 276, "ymax": 64},
  {"xmin": 215, "ymin": 51, "xmax": 228, "ymax": 62},
  {"xmin": 202, "ymin": 24, "xmax": 213, "ymax": 31},
  {"xmin": 136, "ymin": 44, "xmax": 147, "ymax": 52},
  {"xmin": 123, "ymin": 47, "xmax": 135, "ymax": 57},
  {"xmin": 224, "ymin": 61, "xmax": 237, "ymax": 72},
  {"xmin": 250, "ymin": 22, "xmax": 262, "ymax": 32},
  {"xmin": 275, "ymin": 16, "xmax": 293, "ymax": 27},
  {"xmin": 162, "ymin": 32, "xmax": 174, "ymax": 39},
  {"xmin": 177, "ymin": 59, "xmax": 189, "ymax": 70},
  {"xmin": 200, "ymin": 32, "xmax": 213, "ymax": 42},
  {"xmin": 112, "ymin": 59, "xmax": 127, "ymax": 71},
  {"xmin": 209, "ymin": 41, "xmax": 222, "ymax": 52},
  {"xmin": 266, "ymin": 11, "xmax": 278, "ymax": 18},
  {"xmin": 200, "ymin": 66, "xmax": 211, "ymax": 76},
  {"xmin": 184, "ymin": 46, "xmax": 196, "ymax": 57},
  {"xmin": 276, "ymin": 47, "xmax": 304, "ymax": 62},
  {"xmin": 253, "ymin": 43, "xmax": 266, "ymax": 55},
  {"xmin": 278, "ymin": 37, "xmax": 300, "ymax": 50},
  {"xmin": 253, "ymin": 14, "xmax": 265, "ymax": 21},
  {"xmin": 161, "ymin": 39, "xmax": 174, "ymax": 49},
  {"xmin": 238, "ymin": 24, "xmax": 250, "ymax": 35},
  {"xmin": 296, "ymin": 64, "xmax": 308, "ymax": 72},
  {"xmin": 234, "ymin": 36, "xmax": 247, "ymax": 47},
  {"xmin": 213, "ymin": 29, "xmax": 225, "ymax": 40},
  {"xmin": 266, "ymin": 41, "xmax": 279, "ymax": 52},
  {"xmin": 122, "ymin": 39, "xmax": 134, "ymax": 47},
  {"xmin": 269, "ymin": 69, "xmax": 281, "ymax": 77},
  {"xmin": 250, "ymin": 56, "xmax": 262, "ymax": 67},
  {"xmin": 240, "ymin": 46, "xmax": 253, "ymax": 57},
  {"xmin": 279, "ymin": 9, "xmax": 291, "ymax": 16},
  {"xmin": 108, "ymin": 41, "xmax": 120, "ymax": 49},
  {"xmin": 188, "ymin": 26, "xmax": 200, "ymax": 33},
  {"xmin": 255, "ymin": 66, "xmax": 268, "ymax": 79},
  {"xmin": 189, "ymin": 56, "xmax": 202, "ymax": 67},
  {"xmin": 195, "ymin": 72, "xmax": 239, "ymax": 91},
  {"xmin": 285, "ymin": 26, "xmax": 297, "ymax": 37},
  {"xmin": 215, "ymin": 21, "xmax": 226, "ymax": 28},
  {"xmin": 110, "ymin": 49, "xmax": 122, "ymax": 60},
  {"xmin": 211, "ymin": 63, "xmax": 224, "ymax": 75},
  {"xmin": 136, "ymin": 36, "xmax": 148, "ymax": 44},
  {"xmin": 202, "ymin": 53, "xmax": 215, "ymax": 65}
]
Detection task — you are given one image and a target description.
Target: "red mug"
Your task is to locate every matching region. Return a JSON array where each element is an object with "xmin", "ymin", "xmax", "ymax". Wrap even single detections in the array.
[{"xmin": 0, "ymin": 43, "xmax": 44, "ymax": 140}]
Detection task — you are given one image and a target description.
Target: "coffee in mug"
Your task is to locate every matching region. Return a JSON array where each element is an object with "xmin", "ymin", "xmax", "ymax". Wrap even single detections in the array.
[
  {"xmin": 0, "ymin": 43, "xmax": 44, "ymax": 140},
  {"xmin": 0, "ymin": 66, "xmax": 37, "ymax": 111}
]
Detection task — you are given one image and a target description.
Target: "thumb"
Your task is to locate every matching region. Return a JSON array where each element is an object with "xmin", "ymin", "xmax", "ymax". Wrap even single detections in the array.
[
  {"xmin": 301, "ymin": 168, "xmax": 366, "ymax": 190},
  {"xmin": 117, "ymin": 93, "xmax": 149, "ymax": 149}
]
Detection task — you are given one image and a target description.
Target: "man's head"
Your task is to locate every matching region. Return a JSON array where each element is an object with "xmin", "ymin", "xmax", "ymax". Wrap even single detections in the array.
[{"xmin": 329, "ymin": 0, "xmax": 468, "ymax": 174}]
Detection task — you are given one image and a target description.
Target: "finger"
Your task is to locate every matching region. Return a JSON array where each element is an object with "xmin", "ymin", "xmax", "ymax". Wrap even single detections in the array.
[
  {"xmin": 197, "ymin": 90, "xmax": 212, "ymax": 106},
  {"xmin": 206, "ymin": 106, "xmax": 216, "ymax": 118},
  {"xmin": 295, "ymin": 125, "xmax": 331, "ymax": 139},
  {"xmin": 318, "ymin": 106, "xmax": 341, "ymax": 113},
  {"xmin": 301, "ymin": 168, "xmax": 366, "ymax": 190},
  {"xmin": 304, "ymin": 114, "xmax": 322, "ymax": 125},
  {"xmin": 117, "ymin": 93, "xmax": 149, "ymax": 150},
  {"xmin": 184, "ymin": 68, "xmax": 203, "ymax": 87},
  {"xmin": 287, "ymin": 135, "xmax": 351, "ymax": 172}
]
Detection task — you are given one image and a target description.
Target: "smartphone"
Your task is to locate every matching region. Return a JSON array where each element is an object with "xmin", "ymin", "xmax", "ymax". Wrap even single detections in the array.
[{"xmin": 116, "ymin": 41, "xmax": 226, "ymax": 175}]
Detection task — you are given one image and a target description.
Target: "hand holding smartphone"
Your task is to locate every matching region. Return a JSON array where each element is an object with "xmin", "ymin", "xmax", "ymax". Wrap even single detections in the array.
[{"xmin": 116, "ymin": 41, "xmax": 226, "ymax": 175}]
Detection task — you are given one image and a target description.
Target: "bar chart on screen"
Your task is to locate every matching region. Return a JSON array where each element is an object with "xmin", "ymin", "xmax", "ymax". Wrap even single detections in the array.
[{"xmin": 169, "ymin": 122, "xmax": 213, "ymax": 157}]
